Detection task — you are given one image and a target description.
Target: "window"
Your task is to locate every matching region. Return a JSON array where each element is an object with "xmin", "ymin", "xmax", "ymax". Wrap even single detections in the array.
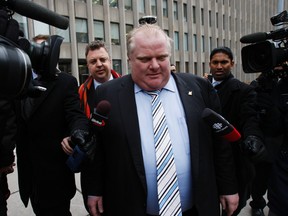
[
  {"xmin": 174, "ymin": 31, "xmax": 179, "ymax": 50},
  {"xmin": 138, "ymin": 0, "xmax": 145, "ymax": 13},
  {"xmin": 110, "ymin": 23, "xmax": 120, "ymax": 45},
  {"xmin": 125, "ymin": 0, "xmax": 132, "ymax": 10},
  {"xmin": 223, "ymin": 14, "xmax": 225, "ymax": 30},
  {"xmin": 112, "ymin": 60, "xmax": 122, "ymax": 75},
  {"xmin": 184, "ymin": 33, "xmax": 188, "ymax": 51},
  {"xmin": 173, "ymin": 1, "xmax": 178, "ymax": 20},
  {"xmin": 216, "ymin": 12, "xmax": 219, "ymax": 28},
  {"xmin": 109, "ymin": 0, "xmax": 118, "ymax": 8},
  {"xmin": 201, "ymin": 8, "xmax": 204, "ymax": 25},
  {"xmin": 78, "ymin": 61, "xmax": 89, "ymax": 84},
  {"xmin": 192, "ymin": 6, "xmax": 196, "ymax": 23},
  {"xmin": 94, "ymin": 20, "xmax": 104, "ymax": 41},
  {"xmin": 92, "ymin": 0, "xmax": 103, "ymax": 5},
  {"xmin": 14, "ymin": 13, "xmax": 28, "ymax": 38},
  {"xmin": 185, "ymin": 62, "xmax": 189, "ymax": 73},
  {"xmin": 163, "ymin": 0, "xmax": 168, "ymax": 17},
  {"xmin": 194, "ymin": 62, "xmax": 197, "ymax": 74},
  {"xmin": 201, "ymin": 35, "xmax": 205, "ymax": 52},
  {"xmin": 56, "ymin": 27, "xmax": 70, "ymax": 42},
  {"xmin": 58, "ymin": 59, "xmax": 72, "ymax": 75},
  {"xmin": 193, "ymin": 34, "xmax": 197, "ymax": 52},
  {"xmin": 75, "ymin": 0, "xmax": 86, "ymax": 2},
  {"xmin": 33, "ymin": 20, "xmax": 50, "ymax": 37},
  {"xmin": 209, "ymin": 37, "xmax": 212, "ymax": 53},
  {"xmin": 183, "ymin": 4, "xmax": 187, "ymax": 21},
  {"xmin": 151, "ymin": 0, "xmax": 157, "ymax": 16},
  {"xmin": 126, "ymin": 24, "xmax": 133, "ymax": 34},
  {"xmin": 76, "ymin": 18, "xmax": 88, "ymax": 43},
  {"xmin": 209, "ymin": 11, "xmax": 211, "ymax": 26}
]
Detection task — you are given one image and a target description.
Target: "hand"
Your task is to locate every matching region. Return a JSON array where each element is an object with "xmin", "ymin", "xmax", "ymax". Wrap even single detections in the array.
[
  {"xmin": 0, "ymin": 163, "xmax": 15, "ymax": 174},
  {"xmin": 70, "ymin": 129, "xmax": 90, "ymax": 149},
  {"xmin": 219, "ymin": 193, "xmax": 239, "ymax": 216},
  {"xmin": 61, "ymin": 136, "xmax": 73, "ymax": 155},
  {"xmin": 87, "ymin": 196, "xmax": 104, "ymax": 216},
  {"xmin": 241, "ymin": 135, "xmax": 267, "ymax": 163}
]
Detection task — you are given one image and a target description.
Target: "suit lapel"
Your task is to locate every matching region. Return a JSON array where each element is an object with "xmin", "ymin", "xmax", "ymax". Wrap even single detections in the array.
[
  {"xmin": 118, "ymin": 75, "xmax": 147, "ymax": 193},
  {"xmin": 173, "ymin": 73, "xmax": 201, "ymax": 180}
]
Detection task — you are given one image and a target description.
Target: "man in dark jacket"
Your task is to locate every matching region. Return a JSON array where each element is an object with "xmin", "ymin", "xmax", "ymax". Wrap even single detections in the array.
[
  {"xmin": 0, "ymin": 99, "xmax": 16, "ymax": 216},
  {"xmin": 208, "ymin": 47, "xmax": 266, "ymax": 216},
  {"xmin": 15, "ymin": 35, "xmax": 90, "ymax": 216}
]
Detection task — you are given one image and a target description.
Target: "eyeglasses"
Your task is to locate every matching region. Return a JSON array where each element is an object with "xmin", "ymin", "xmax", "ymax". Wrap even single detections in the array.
[{"xmin": 138, "ymin": 16, "xmax": 157, "ymax": 25}]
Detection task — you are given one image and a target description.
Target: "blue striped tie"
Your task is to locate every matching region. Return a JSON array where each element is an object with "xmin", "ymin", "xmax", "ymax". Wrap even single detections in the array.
[{"xmin": 146, "ymin": 90, "xmax": 182, "ymax": 216}]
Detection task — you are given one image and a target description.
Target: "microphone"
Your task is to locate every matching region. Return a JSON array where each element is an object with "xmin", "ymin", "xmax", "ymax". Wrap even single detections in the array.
[
  {"xmin": 202, "ymin": 108, "xmax": 241, "ymax": 142},
  {"xmin": 3, "ymin": 0, "xmax": 69, "ymax": 30},
  {"xmin": 240, "ymin": 27, "xmax": 288, "ymax": 43},
  {"xmin": 90, "ymin": 100, "xmax": 111, "ymax": 131},
  {"xmin": 66, "ymin": 100, "xmax": 111, "ymax": 173}
]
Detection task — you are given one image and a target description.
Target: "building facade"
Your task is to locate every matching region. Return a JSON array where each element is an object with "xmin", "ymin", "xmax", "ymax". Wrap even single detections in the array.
[{"xmin": 14, "ymin": 0, "xmax": 286, "ymax": 83}]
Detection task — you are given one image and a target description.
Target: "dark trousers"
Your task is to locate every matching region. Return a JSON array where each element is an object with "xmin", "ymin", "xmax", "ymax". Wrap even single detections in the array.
[
  {"xmin": 31, "ymin": 198, "xmax": 72, "ymax": 216},
  {"xmin": 250, "ymin": 161, "xmax": 272, "ymax": 209},
  {"xmin": 0, "ymin": 174, "xmax": 9, "ymax": 216}
]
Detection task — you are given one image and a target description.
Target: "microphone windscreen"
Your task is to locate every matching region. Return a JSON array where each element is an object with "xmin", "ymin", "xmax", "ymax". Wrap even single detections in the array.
[
  {"xmin": 8, "ymin": 0, "xmax": 69, "ymax": 30},
  {"xmin": 95, "ymin": 100, "xmax": 111, "ymax": 117},
  {"xmin": 240, "ymin": 32, "xmax": 267, "ymax": 43}
]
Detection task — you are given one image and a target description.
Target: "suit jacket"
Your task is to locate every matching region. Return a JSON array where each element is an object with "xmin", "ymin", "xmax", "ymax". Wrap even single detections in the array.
[
  {"xmin": 209, "ymin": 73, "xmax": 263, "ymax": 208},
  {"xmin": 15, "ymin": 72, "xmax": 89, "ymax": 207},
  {"xmin": 85, "ymin": 73, "xmax": 237, "ymax": 216}
]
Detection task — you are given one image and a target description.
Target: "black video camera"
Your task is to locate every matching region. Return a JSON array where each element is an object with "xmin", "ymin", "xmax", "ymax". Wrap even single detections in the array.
[
  {"xmin": 0, "ymin": 0, "xmax": 69, "ymax": 98},
  {"xmin": 240, "ymin": 10, "xmax": 288, "ymax": 78}
]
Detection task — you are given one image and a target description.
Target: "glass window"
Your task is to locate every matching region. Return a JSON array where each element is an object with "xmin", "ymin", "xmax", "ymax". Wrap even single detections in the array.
[
  {"xmin": 209, "ymin": 37, "xmax": 212, "ymax": 53},
  {"xmin": 174, "ymin": 31, "xmax": 179, "ymax": 50},
  {"xmin": 92, "ymin": 0, "xmax": 103, "ymax": 5},
  {"xmin": 76, "ymin": 18, "xmax": 88, "ymax": 43},
  {"xmin": 194, "ymin": 62, "xmax": 197, "ymax": 74},
  {"xmin": 78, "ymin": 62, "xmax": 89, "ymax": 84},
  {"xmin": 112, "ymin": 59, "xmax": 122, "ymax": 75},
  {"xmin": 163, "ymin": 0, "xmax": 168, "ymax": 17},
  {"xmin": 109, "ymin": 0, "xmax": 118, "ymax": 8},
  {"xmin": 151, "ymin": 0, "xmax": 157, "ymax": 16},
  {"xmin": 192, "ymin": 6, "xmax": 196, "ymax": 23},
  {"xmin": 201, "ymin": 8, "xmax": 204, "ymax": 25},
  {"xmin": 209, "ymin": 11, "xmax": 211, "ymax": 27},
  {"xmin": 110, "ymin": 22, "xmax": 120, "ymax": 45},
  {"xmin": 216, "ymin": 12, "xmax": 219, "ymax": 28},
  {"xmin": 183, "ymin": 4, "xmax": 187, "ymax": 21},
  {"xmin": 75, "ymin": 0, "xmax": 86, "ymax": 2},
  {"xmin": 201, "ymin": 35, "xmax": 205, "ymax": 52},
  {"xmin": 94, "ymin": 20, "xmax": 104, "ymax": 41},
  {"xmin": 56, "ymin": 27, "xmax": 70, "ymax": 42},
  {"xmin": 193, "ymin": 34, "xmax": 197, "ymax": 52},
  {"xmin": 126, "ymin": 24, "xmax": 133, "ymax": 34},
  {"xmin": 173, "ymin": 1, "xmax": 178, "ymax": 20},
  {"xmin": 125, "ymin": 0, "xmax": 132, "ymax": 10},
  {"xmin": 33, "ymin": 20, "xmax": 50, "ymax": 37},
  {"xmin": 138, "ymin": 0, "xmax": 145, "ymax": 13},
  {"xmin": 223, "ymin": 14, "xmax": 225, "ymax": 30},
  {"xmin": 185, "ymin": 62, "xmax": 189, "ymax": 73},
  {"xmin": 13, "ymin": 13, "xmax": 28, "ymax": 38},
  {"xmin": 58, "ymin": 60, "xmax": 72, "ymax": 75},
  {"xmin": 184, "ymin": 33, "xmax": 188, "ymax": 51}
]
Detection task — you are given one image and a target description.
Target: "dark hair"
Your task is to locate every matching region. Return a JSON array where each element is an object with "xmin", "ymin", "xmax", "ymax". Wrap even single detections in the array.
[
  {"xmin": 85, "ymin": 40, "xmax": 109, "ymax": 57},
  {"xmin": 210, "ymin": 46, "xmax": 234, "ymax": 61}
]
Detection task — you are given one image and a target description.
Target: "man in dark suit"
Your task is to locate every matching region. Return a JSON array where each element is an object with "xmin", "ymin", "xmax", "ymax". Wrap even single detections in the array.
[
  {"xmin": 208, "ymin": 47, "xmax": 266, "ymax": 216},
  {"xmin": 15, "ymin": 35, "xmax": 89, "ymax": 216},
  {"xmin": 84, "ymin": 24, "xmax": 239, "ymax": 216}
]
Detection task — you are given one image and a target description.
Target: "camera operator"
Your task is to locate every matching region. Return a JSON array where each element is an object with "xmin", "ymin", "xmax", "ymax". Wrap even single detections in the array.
[
  {"xmin": 249, "ymin": 72, "xmax": 283, "ymax": 216},
  {"xmin": 264, "ymin": 71, "xmax": 288, "ymax": 216},
  {"xmin": 0, "ymin": 99, "xmax": 16, "ymax": 216},
  {"xmin": 208, "ymin": 47, "xmax": 266, "ymax": 216},
  {"xmin": 15, "ymin": 34, "xmax": 90, "ymax": 216}
]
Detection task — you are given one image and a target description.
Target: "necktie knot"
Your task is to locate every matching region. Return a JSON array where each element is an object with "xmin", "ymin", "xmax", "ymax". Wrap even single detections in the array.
[{"xmin": 145, "ymin": 90, "xmax": 161, "ymax": 97}]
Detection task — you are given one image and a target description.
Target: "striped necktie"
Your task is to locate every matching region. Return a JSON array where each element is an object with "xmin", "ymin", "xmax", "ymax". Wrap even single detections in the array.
[{"xmin": 146, "ymin": 90, "xmax": 182, "ymax": 216}]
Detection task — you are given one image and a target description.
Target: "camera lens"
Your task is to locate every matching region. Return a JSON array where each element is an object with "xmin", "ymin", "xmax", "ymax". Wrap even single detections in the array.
[{"xmin": 0, "ymin": 43, "xmax": 32, "ymax": 98}]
